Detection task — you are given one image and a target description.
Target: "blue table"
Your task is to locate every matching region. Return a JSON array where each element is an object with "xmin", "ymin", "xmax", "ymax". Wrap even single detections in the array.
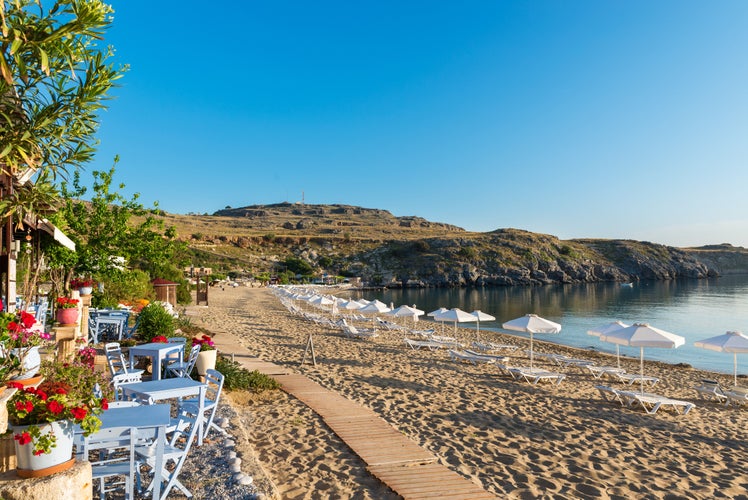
[{"xmin": 128, "ymin": 343, "xmax": 184, "ymax": 381}]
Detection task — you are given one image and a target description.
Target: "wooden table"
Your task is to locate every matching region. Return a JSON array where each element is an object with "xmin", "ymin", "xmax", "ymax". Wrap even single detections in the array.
[{"xmin": 128, "ymin": 343, "xmax": 184, "ymax": 381}]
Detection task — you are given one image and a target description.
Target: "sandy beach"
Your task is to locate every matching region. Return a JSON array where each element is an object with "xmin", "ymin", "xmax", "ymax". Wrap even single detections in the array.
[{"xmin": 195, "ymin": 286, "xmax": 748, "ymax": 499}]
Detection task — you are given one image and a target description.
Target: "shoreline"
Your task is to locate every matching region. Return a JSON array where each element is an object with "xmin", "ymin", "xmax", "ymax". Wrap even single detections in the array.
[{"xmin": 197, "ymin": 286, "xmax": 748, "ymax": 499}]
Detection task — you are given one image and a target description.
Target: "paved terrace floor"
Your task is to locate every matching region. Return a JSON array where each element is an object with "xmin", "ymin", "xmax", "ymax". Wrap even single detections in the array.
[{"xmin": 213, "ymin": 339, "xmax": 496, "ymax": 499}]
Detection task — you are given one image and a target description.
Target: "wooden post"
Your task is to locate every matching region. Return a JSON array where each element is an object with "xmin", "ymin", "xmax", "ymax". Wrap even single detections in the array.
[{"xmin": 301, "ymin": 332, "xmax": 317, "ymax": 367}]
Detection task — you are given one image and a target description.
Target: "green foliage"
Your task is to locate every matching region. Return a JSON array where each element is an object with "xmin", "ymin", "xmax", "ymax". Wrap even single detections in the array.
[
  {"xmin": 0, "ymin": 0, "xmax": 126, "ymax": 179},
  {"xmin": 263, "ymin": 233, "xmax": 275, "ymax": 241},
  {"xmin": 458, "ymin": 246, "xmax": 476, "ymax": 259},
  {"xmin": 318, "ymin": 256, "xmax": 333, "ymax": 269},
  {"xmin": 92, "ymin": 269, "xmax": 153, "ymax": 308},
  {"xmin": 284, "ymin": 256, "xmax": 313, "ymax": 275},
  {"xmin": 136, "ymin": 303, "xmax": 175, "ymax": 342},
  {"xmin": 215, "ymin": 355, "xmax": 280, "ymax": 392}
]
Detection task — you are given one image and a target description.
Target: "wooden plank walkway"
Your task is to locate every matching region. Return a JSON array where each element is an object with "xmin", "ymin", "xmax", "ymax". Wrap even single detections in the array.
[{"xmin": 238, "ymin": 368, "xmax": 496, "ymax": 499}]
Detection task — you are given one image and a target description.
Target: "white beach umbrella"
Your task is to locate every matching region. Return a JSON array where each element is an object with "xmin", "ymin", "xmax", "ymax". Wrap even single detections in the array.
[
  {"xmin": 359, "ymin": 302, "xmax": 391, "ymax": 314},
  {"xmin": 428, "ymin": 307, "xmax": 448, "ymax": 317},
  {"xmin": 599, "ymin": 323, "xmax": 685, "ymax": 393},
  {"xmin": 309, "ymin": 295, "xmax": 333, "ymax": 306},
  {"xmin": 434, "ymin": 308, "xmax": 478, "ymax": 334},
  {"xmin": 386, "ymin": 305, "xmax": 425, "ymax": 324},
  {"xmin": 471, "ymin": 310, "xmax": 496, "ymax": 337},
  {"xmin": 502, "ymin": 314, "xmax": 562, "ymax": 369},
  {"xmin": 695, "ymin": 331, "xmax": 748, "ymax": 386},
  {"xmin": 340, "ymin": 300, "xmax": 364, "ymax": 311},
  {"xmin": 587, "ymin": 321, "xmax": 629, "ymax": 368}
]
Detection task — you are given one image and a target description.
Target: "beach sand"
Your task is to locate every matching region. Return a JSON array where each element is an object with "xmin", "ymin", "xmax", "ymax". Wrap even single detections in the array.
[{"xmin": 195, "ymin": 286, "xmax": 748, "ymax": 499}]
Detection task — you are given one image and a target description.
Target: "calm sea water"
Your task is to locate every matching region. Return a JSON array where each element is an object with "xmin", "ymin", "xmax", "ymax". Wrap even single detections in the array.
[{"xmin": 363, "ymin": 275, "xmax": 748, "ymax": 376}]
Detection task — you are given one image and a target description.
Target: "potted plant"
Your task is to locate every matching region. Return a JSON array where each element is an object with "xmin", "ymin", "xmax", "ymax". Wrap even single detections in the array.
[
  {"xmin": 193, "ymin": 335, "xmax": 217, "ymax": 376},
  {"xmin": 70, "ymin": 278, "xmax": 96, "ymax": 296},
  {"xmin": 54, "ymin": 297, "xmax": 80, "ymax": 326},
  {"xmin": 0, "ymin": 311, "xmax": 51, "ymax": 384},
  {"xmin": 6, "ymin": 360, "xmax": 111, "ymax": 477}
]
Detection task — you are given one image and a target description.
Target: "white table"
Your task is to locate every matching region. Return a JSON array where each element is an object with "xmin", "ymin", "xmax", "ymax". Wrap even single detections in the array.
[
  {"xmin": 74, "ymin": 403, "xmax": 170, "ymax": 500},
  {"xmin": 119, "ymin": 378, "xmax": 208, "ymax": 445},
  {"xmin": 128, "ymin": 342, "xmax": 184, "ymax": 381}
]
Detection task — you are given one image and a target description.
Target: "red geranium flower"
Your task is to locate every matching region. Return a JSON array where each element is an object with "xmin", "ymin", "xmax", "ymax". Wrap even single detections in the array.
[
  {"xmin": 14, "ymin": 432, "xmax": 31, "ymax": 445},
  {"xmin": 47, "ymin": 400, "xmax": 64, "ymax": 415},
  {"xmin": 19, "ymin": 311, "xmax": 36, "ymax": 329},
  {"xmin": 6, "ymin": 382, "xmax": 23, "ymax": 390},
  {"xmin": 100, "ymin": 398, "xmax": 109, "ymax": 410},
  {"xmin": 7, "ymin": 321, "xmax": 21, "ymax": 333},
  {"xmin": 71, "ymin": 407, "xmax": 87, "ymax": 420}
]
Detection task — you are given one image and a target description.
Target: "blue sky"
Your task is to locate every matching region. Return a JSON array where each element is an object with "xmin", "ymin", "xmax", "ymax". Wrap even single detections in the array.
[{"xmin": 84, "ymin": 1, "xmax": 748, "ymax": 247}]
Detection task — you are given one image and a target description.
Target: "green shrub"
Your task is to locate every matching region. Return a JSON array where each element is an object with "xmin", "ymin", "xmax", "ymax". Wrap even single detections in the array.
[
  {"xmin": 215, "ymin": 355, "xmax": 280, "ymax": 392},
  {"xmin": 137, "ymin": 303, "xmax": 175, "ymax": 342}
]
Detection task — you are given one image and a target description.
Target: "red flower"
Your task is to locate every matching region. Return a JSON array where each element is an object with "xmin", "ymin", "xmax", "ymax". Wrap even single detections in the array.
[
  {"xmin": 14, "ymin": 401, "xmax": 28, "ymax": 413},
  {"xmin": 151, "ymin": 335, "xmax": 168, "ymax": 343},
  {"xmin": 35, "ymin": 390, "xmax": 48, "ymax": 401},
  {"xmin": 47, "ymin": 400, "xmax": 64, "ymax": 415},
  {"xmin": 14, "ymin": 432, "xmax": 31, "ymax": 445},
  {"xmin": 33, "ymin": 449, "xmax": 44, "ymax": 456},
  {"xmin": 7, "ymin": 321, "xmax": 21, "ymax": 333},
  {"xmin": 19, "ymin": 311, "xmax": 36, "ymax": 329},
  {"xmin": 71, "ymin": 407, "xmax": 87, "ymax": 420},
  {"xmin": 7, "ymin": 382, "xmax": 23, "ymax": 390},
  {"xmin": 101, "ymin": 398, "xmax": 109, "ymax": 410},
  {"xmin": 54, "ymin": 387, "xmax": 67, "ymax": 395},
  {"xmin": 24, "ymin": 401, "xmax": 34, "ymax": 413}
]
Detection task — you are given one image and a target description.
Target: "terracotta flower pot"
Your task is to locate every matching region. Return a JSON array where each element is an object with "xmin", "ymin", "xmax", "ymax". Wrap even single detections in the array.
[{"xmin": 55, "ymin": 308, "xmax": 79, "ymax": 326}]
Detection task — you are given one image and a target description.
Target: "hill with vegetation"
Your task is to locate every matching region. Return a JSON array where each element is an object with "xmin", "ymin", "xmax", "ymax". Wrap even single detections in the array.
[{"xmin": 154, "ymin": 203, "xmax": 747, "ymax": 287}]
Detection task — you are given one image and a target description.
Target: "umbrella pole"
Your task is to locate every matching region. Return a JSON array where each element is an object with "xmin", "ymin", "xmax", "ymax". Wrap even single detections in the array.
[
  {"xmin": 476, "ymin": 320, "xmax": 480, "ymax": 342},
  {"xmin": 640, "ymin": 347, "xmax": 644, "ymax": 394},
  {"xmin": 735, "ymin": 352, "xmax": 738, "ymax": 387},
  {"xmin": 530, "ymin": 332, "xmax": 534, "ymax": 369},
  {"xmin": 616, "ymin": 345, "xmax": 620, "ymax": 369}
]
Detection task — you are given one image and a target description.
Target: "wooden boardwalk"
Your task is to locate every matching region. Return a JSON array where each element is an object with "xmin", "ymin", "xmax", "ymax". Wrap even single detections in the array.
[{"xmin": 228, "ymin": 353, "xmax": 496, "ymax": 499}]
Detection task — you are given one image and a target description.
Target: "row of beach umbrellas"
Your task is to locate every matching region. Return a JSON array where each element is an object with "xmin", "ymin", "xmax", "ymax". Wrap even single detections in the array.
[{"xmin": 278, "ymin": 287, "xmax": 748, "ymax": 386}]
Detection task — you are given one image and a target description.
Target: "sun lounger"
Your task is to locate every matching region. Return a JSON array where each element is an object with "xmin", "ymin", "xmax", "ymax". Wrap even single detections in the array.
[
  {"xmin": 595, "ymin": 385, "xmax": 627, "ymax": 406},
  {"xmin": 463, "ymin": 349, "xmax": 508, "ymax": 364},
  {"xmin": 448, "ymin": 350, "xmax": 499, "ymax": 365},
  {"xmin": 404, "ymin": 338, "xmax": 443, "ymax": 351},
  {"xmin": 342, "ymin": 324, "xmax": 378, "ymax": 339},
  {"xmin": 508, "ymin": 367, "xmax": 566, "ymax": 386},
  {"xmin": 723, "ymin": 386, "xmax": 748, "ymax": 407},
  {"xmin": 693, "ymin": 379, "xmax": 728, "ymax": 403},
  {"xmin": 408, "ymin": 328, "xmax": 436, "ymax": 339},
  {"xmin": 471, "ymin": 341, "xmax": 519, "ymax": 353},
  {"xmin": 618, "ymin": 391, "xmax": 696, "ymax": 415},
  {"xmin": 586, "ymin": 366, "xmax": 626, "ymax": 379},
  {"xmin": 376, "ymin": 318, "xmax": 407, "ymax": 331},
  {"xmin": 560, "ymin": 358, "xmax": 596, "ymax": 371},
  {"xmin": 612, "ymin": 373, "xmax": 660, "ymax": 387}
]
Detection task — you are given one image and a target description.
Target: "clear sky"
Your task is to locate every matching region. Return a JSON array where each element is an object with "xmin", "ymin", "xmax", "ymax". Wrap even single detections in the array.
[{"xmin": 83, "ymin": 1, "xmax": 748, "ymax": 248}]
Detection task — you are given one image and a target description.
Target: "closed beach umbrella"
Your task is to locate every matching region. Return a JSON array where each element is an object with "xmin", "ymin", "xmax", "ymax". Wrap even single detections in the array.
[
  {"xmin": 587, "ymin": 321, "xmax": 629, "ymax": 368},
  {"xmin": 502, "ymin": 314, "xmax": 562, "ymax": 369},
  {"xmin": 695, "ymin": 331, "xmax": 748, "ymax": 386},
  {"xmin": 471, "ymin": 310, "xmax": 496, "ymax": 337},
  {"xmin": 435, "ymin": 308, "xmax": 478, "ymax": 334},
  {"xmin": 599, "ymin": 323, "xmax": 684, "ymax": 393}
]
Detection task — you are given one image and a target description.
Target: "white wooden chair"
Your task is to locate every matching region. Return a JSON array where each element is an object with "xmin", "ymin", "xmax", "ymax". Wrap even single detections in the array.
[
  {"xmin": 178, "ymin": 369, "xmax": 227, "ymax": 440},
  {"xmin": 166, "ymin": 343, "xmax": 201, "ymax": 378},
  {"xmin": 83, "ymin": 425, "xmax": 139, "ymax": 500}
]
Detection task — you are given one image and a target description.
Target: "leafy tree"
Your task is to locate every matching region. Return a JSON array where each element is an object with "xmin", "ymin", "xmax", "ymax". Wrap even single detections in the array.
[
  {"xmin": 0, "ymin": 0, "xmax": 125, "ymax": 180},
  {"xmin": 284, "ymin": 256, "xmax": 313, "ymax": 276}
]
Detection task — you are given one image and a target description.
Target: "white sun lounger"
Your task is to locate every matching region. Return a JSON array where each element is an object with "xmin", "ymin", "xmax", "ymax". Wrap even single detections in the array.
[
  {"xmin": 618, "ymin": 391, "xmax": 696, "ymax": 415},
  {"xmin": 404, "ymin": 338, "xmax": 443, "ymax": 351},
  {"xmin": 723, "ymin": 386, "xmax": 748, "ymax": 407},
  {"xmin": 342, "ymin": 324, "xmax": 378, "ymax": 339},
  {"xmin": 595, "ymin": 385, "xmax": 627, "ymax": 406},
  {"xmin": 448, "ymin": 350, "xmax": 500, "ymax": 365},
  {"xmin": 463, "ymin": 349, "xmax": 508, "ymax": 364},
  {"xmin": 586, "ymin": 366, "xmax": 627, "ymax": 379},
  {"xmin": 471, "ymin": 341, "xmax": 519, "ymax": 353},
  {"xmin": 613, "ymin": 373, "xmax": 660, "ymax": 387},
  {"xmin": 693, "ymin": 379, "xmax": 728, "ymax": 403},
  {"xmin": 508, "ymin": 367, "xmax": 566, "ymax": 386}
]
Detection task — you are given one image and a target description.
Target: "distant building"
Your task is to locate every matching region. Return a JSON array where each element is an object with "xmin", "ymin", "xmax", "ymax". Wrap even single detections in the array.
[{"xmin": 185, "ymin": 266, "xmax": 212, "ymax": 277}]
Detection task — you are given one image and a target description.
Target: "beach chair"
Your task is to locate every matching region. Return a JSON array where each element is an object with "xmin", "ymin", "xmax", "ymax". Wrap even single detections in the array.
[
  {"xmin": 723, "ymin": 386, "xmax": 748, "ymax": 407},
  {"xmin": 404, "ymin": 338, "xmax": 443, "ymax": 351},
  {"xmin": 178, "ymin": 369, "xmax": 228, "ymax": 440},
  {"xmin": 508, "ymin": 367, "xmax": 566, "ymax": 386},
  {"xmin": 471, "ymin": 341, "xmax": 519, "ymax": 353},
  {"xmin": 463, "ymin": 349, "xmax": 508, "ymax": 364},
  {"xmin": 448, "ymin": 350, "xmax": 500, "ymax": 365},
  {"xmin": 693, "ymin": 379, "xmax": 728, "ymax": 403},
  {"xmin": 612, "ymin": 373, "xmax": 660, "ymax": 387},
  {"xmin": 586, "ymin": 366, "xmax": 626, "ymax": 380},
  {"xmin": 111, "ymin": 372, "xmax": 145, "ymax": 401},
  {"xmin": 166, "ymin": 343, "xmax": 201, "ymax": 378},
  {"xmin": 595, "ymin": 385, "xmax": 627, "ymax": 406},
  {"xmin": 619, "ymin": 391, "xmax": 696, "ymax": 415},
  {"xmin": 342, "ymin": 324, "xmax": 379, "ymax": 339},
  {"xmin": 105, "ymin": 343, "xmax": 144, "ymax": 379},
  {"xmin": 83, "ymin": 425, "xmax": 140, "ymax": 500}
]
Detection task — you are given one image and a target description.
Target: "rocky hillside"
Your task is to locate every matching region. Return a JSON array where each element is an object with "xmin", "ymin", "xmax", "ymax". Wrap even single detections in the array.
[{"xmin": 156, "ymin": 203, "xmax": 744, "ymax": 287}]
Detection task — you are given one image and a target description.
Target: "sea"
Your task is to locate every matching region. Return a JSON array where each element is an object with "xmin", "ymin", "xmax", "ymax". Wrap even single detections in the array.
[{"xmin": 361, "ymin": 274, "xmax": 748, "ymax": 377}]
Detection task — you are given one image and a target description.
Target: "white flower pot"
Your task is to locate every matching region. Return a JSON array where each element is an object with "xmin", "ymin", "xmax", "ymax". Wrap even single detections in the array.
[
  {"xmin": 13, "ymin": 420, "xmax": 75, "ymax": 477},
  {"xmin": 10, "ymin": 346, "xmax": 41, "ymax": 380},
  {"xmin": 78, "ymin": 286, "xmax": 93, "ymax": 296},
  {"xmin": 195, "ymin": 349, "xmax": 217, "ymax": 376}
]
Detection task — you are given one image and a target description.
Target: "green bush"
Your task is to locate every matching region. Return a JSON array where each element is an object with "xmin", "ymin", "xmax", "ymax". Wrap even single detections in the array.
[
  {"xmin": 137, "ymin": 303, "xmax": 175, "ymax": 342},
  {"xmin": 215, "ymin": 355, "xmax": 280, "ymax": 392},
  {"xmin": 92, "ymin": 269, "xmax": 154, "ymax": 308}
]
